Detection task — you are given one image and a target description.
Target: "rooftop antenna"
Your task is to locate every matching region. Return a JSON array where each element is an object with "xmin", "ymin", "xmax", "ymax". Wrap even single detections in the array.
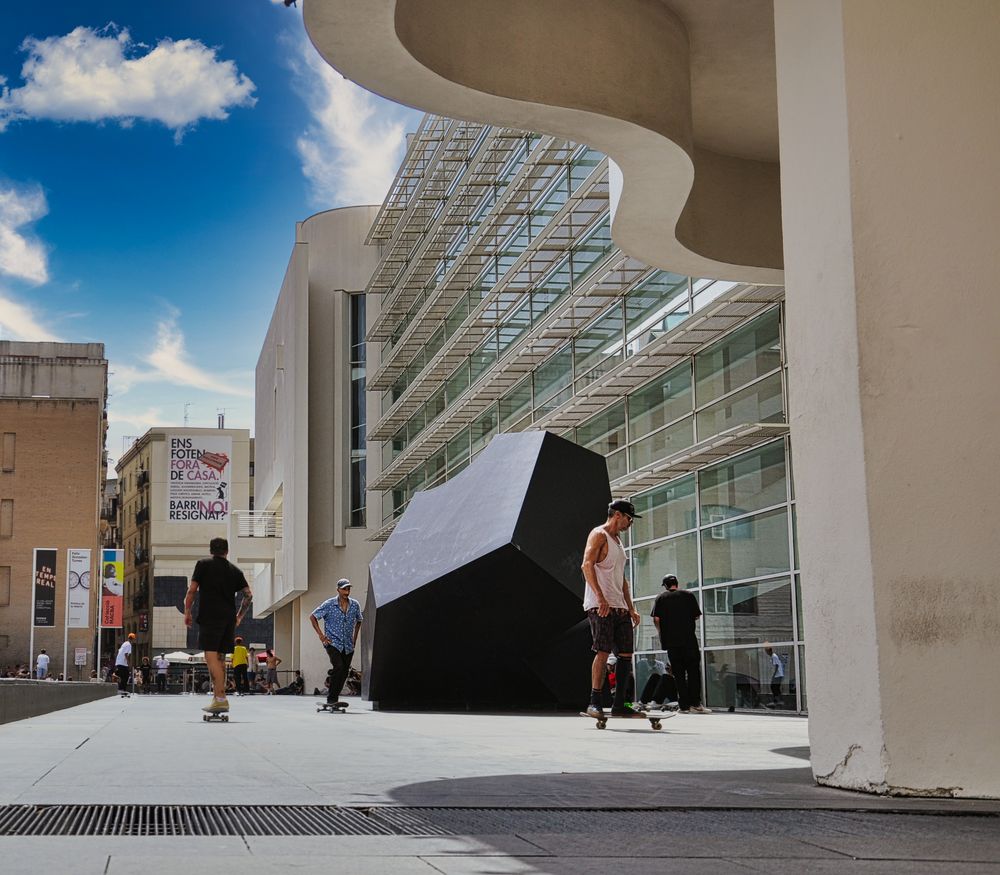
[
  {"xmin": 184, "ymin": 402, "xmax": 193, "ymax": 426},
  {"xmin": 217, "ymin": 407, "xmax": 232, "ymax": 429}
]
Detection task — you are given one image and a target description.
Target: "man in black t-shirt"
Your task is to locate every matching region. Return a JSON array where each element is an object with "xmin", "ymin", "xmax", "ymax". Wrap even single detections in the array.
[
  {"xmin": 184, "ymin": 537, "xmax": 253, "ymax": 716},
  {"xmin": 651, "ymin": 575, "xmax": 711, "ymax": 714}
]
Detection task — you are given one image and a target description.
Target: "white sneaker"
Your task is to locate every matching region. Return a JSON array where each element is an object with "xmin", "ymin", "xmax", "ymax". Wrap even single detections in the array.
[{"xmin": 689, "ymin": 704, "xmax": 712, "ymax": 714}]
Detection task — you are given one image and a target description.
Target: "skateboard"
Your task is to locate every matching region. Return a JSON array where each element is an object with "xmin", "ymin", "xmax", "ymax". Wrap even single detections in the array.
[
  {"xmin": 579, "ymin": 710, "xmax": 666, "ymax": 730},
  {"xmin": 317, "ymin": 701, "xmax": 349, "ymax": 714},
  {"xmin": 202, "ymin": 712, "xmax": 229, "ymax": 722}
]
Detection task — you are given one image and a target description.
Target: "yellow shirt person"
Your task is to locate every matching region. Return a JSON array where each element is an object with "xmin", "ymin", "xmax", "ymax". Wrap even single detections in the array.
[{"xmin": 231, "ymin": 637, "xmax": 250, "ymax": 696}]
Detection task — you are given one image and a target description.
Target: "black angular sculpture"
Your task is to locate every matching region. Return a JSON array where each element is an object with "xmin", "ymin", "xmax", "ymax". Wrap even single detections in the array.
[{"xmin": 362, "ymin": 430, "xmax": 611, "ymax": 710}]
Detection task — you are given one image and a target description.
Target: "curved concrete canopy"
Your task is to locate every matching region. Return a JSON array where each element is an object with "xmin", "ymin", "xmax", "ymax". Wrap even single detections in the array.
[{"xmin": 304, "ymin": 0, "xmax": 783, "ymax": 284}]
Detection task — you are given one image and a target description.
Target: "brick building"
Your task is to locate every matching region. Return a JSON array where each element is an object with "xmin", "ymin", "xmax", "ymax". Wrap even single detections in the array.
[{"xmin": 0, "ymin": 341, "xmax": 108, "ymax": 677}]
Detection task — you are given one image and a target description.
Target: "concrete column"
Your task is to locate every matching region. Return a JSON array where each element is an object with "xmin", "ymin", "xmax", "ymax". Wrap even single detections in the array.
[{"xmin": 775, "ymin": 0, "xmax": 1000, "ymax": 796}]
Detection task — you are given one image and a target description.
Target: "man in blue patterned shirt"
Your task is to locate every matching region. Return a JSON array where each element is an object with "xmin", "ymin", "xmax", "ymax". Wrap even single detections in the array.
[{"xmin": 309, "ymin": 578, "xmax": 363, "ymax": 705}]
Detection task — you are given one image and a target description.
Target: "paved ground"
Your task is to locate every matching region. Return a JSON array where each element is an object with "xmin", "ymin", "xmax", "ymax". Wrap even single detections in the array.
[{"xmin": 0, "ymin": 693, "xmax": 997, "ymax": 873}]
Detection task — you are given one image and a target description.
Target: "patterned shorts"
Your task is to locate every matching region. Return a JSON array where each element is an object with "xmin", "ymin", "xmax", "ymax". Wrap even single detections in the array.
[{"xmin": 587, "ymin": 608, "xmax": 634, "ymax": 655}]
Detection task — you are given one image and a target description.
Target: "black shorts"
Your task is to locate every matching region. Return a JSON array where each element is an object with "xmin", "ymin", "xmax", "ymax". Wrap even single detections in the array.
[
  {"xmin": 198, "ymin": 618, "xmax": 236, "ymax": 654},
  {"xmin": 587, "ymin": 608, "xmax": 634, "ymax": 655}
]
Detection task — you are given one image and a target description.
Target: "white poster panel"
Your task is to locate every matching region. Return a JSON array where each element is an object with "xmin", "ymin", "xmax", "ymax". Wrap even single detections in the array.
[
  {"xmin": 67, "ymin": 548, "xmax": 91, "ymax": 628},
  {"xmin": 167, "ymin": 435, "xmax": 233, "ymax": 522}
]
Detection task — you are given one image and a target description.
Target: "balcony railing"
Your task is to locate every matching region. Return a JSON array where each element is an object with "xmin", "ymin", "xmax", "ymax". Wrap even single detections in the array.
[{"xmin": 234, "ymin": 511, "xmax": 283, "ymax": 538}]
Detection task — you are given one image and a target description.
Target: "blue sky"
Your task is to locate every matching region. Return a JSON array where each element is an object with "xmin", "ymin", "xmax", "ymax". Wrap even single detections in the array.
[{"xmin": 0, "ymin": 1, "xmax": 422, "ymax": 469}]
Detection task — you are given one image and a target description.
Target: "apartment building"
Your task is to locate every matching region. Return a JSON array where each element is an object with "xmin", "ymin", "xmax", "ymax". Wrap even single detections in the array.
[
  {"xmin": 0, "ymin": 341, "xmax": 108, "ymax": 677},
  {"xmin": 114, "ymin": 427, "xmax": 271, "ymax": 667}
]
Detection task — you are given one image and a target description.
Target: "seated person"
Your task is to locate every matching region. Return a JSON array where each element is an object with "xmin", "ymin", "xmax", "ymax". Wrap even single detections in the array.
[
  {"xmin": 274, "ymin": 670, "xmax": 305, "ymax": 695},
  {"xmin": 640, "ymin": 662, "xmax": 680, "ymax": 711}
]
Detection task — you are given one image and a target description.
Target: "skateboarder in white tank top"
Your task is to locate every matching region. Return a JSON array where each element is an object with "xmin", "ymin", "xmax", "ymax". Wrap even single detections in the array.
[{"xmin": 580, "ymin": 499, "xmax": 644, "ymax": 719}]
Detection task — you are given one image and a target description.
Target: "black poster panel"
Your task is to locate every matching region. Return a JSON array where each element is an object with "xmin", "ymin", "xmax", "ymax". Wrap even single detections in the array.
[{"xmin": 33, "ymin": 548, "xmax": 57, "ymax": 627}]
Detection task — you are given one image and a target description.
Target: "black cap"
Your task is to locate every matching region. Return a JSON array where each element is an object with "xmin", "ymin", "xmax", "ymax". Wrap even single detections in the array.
[
  {"xmin": 608, "ymin": 499, "xmax": 642, "ymax": 519},
  {"xmin": 662, "ymin": 574, "xmax": 679, "ymax": 588}
]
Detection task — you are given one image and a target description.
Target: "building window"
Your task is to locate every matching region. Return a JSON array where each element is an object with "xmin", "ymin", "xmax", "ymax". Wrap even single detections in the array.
[
  {"xmin": 0, "ymin": 566, "xmax": 10, "ymax": 605},
  {"xmin": 0, "ymin": 499, "xmax": 12, "ymax": 538},
  {"xmin": 1, "ymin": 433, "xmax": 14, "ymax": 472},
  {"xmin": 349, "ymin": 293, "xmax": 366, "ymax": 527}
]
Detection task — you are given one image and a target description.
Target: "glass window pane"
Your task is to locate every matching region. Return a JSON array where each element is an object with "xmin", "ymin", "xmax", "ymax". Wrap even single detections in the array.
[
  {"xmin": 497, "ymin": 299, "xmax": 533, "ymax": 355},
  {"xmin": 628, "ymin": 416, "xmax": 694, "ymax": 470},
  {"xmin": 795, "ymin": 574, "xmax": 803, "ymax": 639},
  {"xmin": 700, "ymin": 442, "xmax": 787, "ymax": 519},
  {"xmin": 798, "ymin": 645, "xmax": 806, "ymax": 712},
  {"xmin": 634, "ymin": 611, "xmax": 663, "ymax": 653},
  {"xmin": 470, "ymin": 333, "xmax": 498, "ymax": 384},
  {"xmin": 606, "ymin": 448, "xmax": 627, "ymax": 481},
  {"xmin": 701, "ymin": 508, "xmax": 790, "ymax": 586},
  {"xmin": 628, "ymin": 364, "xmax": 692, "ymax": 440},
  {"xmin": 624, "ymin": 271, "xmax": 689, "ymax": 355},
  {"xmin": 533, "ymin": 345, "xmax": 573, "ymax": 406},
  {"xmin": 499, "ymin": 377, "xmax": 532, "ymax": 432},
  {"xmin": 574, "ymin": 303, "xmax": 624, "ymax": 386},
  {"xmin": 630, "ymin": 476, "xmax": 697, "ymax": 544},
  {"xmin": 575, "ymin": 402, "xmax": 626, "ymax": 456},
  {"xmin": 447, "ymin": 425, "xmax": 470, "ymax": 468},
  {"xmin": 696, "ymin": 371, "xmax": 784, "ymax": 441},
  {"xmin": 471, "ymin": 405, "xmax": 498, "ymax": 455},
  {"xmin": 570, "ymin": 218, "xmax": 613, "ymax": 285},
  {"xmin": 630, "ymin": 532, "xmax": 698, "ymax": 599},
  {"xmin": 695, "ymin": 309, "xmax": 781, "ymax": 405},
  {"xmin": 703, "ymin": 646, "xmax": 796, "ymax": 710},
  {"xmin": 446, "ymin": 361, "xmax": 471, "ymax": 405},
  {"xmin": 702, "ymin": 577, "xmax": 793, "ymax": 648}
]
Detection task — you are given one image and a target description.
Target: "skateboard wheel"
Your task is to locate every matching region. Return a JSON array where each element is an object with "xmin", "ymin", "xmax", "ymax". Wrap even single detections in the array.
[
  {"xmin": 651, "ymin": 720, "xmax": 662, "ymax": 730},
  {"xmin": 597, "ymin": 719, "xmax": 607, "ymax": 729}
]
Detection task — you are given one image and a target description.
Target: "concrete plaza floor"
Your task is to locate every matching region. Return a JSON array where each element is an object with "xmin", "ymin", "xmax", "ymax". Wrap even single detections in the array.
[{"xmin": 0, "ymin": 693, "xmax": 997, "ymax": 873}]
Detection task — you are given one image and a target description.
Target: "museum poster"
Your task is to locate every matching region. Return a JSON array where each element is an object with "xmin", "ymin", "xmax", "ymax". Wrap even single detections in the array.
[
  {"xmin": 101, "ymin": 548, "xmax": 124, "ymax": 629},
  {"xmin": 67, "ymin": 548, "xmax": 91, "ymax": 629},
  {"xmin": 167, "ymin": 434, "xmax": 232, "ymax": 522},
  {"xmin": 32, "ymin": 548, "xmax": 57, "ymax": 627}
]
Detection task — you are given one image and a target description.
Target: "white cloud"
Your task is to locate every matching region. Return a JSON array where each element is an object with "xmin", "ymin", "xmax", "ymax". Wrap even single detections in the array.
[
  {"xmin": 112, "ymin": 310, "xmax": 252, "ymax": 398},
  {"xmin": 0, "ymin": 183, "xmax": 49, "ymax": 284},
  {"xmin": 0, "ymin": 289, "xmax": 61, "ymax": 341},
  {"xmin": 293, "ymin": 35, "xmax": 410, "ymax": 206},
  {"xmin": 106, "ymin": 404, "xmax": 164, "ymax": 431},
  {"xmin": 0, "ymin": 25, "xmax": 256, "ymax": 140}
]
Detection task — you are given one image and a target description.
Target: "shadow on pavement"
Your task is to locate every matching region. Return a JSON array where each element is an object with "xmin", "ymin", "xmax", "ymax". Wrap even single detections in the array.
[{"xmin": 388, "ymin": 766, "xmax": 1000, "ymax": 813}]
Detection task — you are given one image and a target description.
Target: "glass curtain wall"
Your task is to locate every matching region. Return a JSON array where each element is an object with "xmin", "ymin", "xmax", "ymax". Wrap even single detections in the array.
[
  {"xmin": 386, "ymin": 306, "xmax": 785, "ymax": 525},
  {"xmin": 349, "ymin": 294, "xmax": 366, "ymax": 527},
  {"xmin": 627, "ymin": 308, "xmax": 802, "ymax": 712}
]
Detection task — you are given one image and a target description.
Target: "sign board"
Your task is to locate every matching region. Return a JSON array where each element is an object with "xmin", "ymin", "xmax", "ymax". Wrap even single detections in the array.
[
  {"xmin": 167, "ymin": 435, "xmax": 232, "ymax": 522},
  {"xmin": 100, "ymin": 548, "xmax": 124, "ymax": 628},
  {"xmin": 33, "ymin": 548, "xmax": 57, "ymax": 627},
  {"xmin": 67, "ymin": 548, "xmax": 91, "ymax": 628}
]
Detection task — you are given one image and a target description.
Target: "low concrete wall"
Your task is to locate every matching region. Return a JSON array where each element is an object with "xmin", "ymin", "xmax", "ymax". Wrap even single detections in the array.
[{"xmin": 0, "ymin": 679, "xmax": 117, "ymax": 724}]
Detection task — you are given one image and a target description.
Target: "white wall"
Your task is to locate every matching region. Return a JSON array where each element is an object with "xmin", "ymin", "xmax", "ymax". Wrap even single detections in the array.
[
  {"xmin": 776, "ymin": 0, "xmax": 1000, "ymax": 797},
  {"xmin": 254, "ymin": 206, "xmax": 381, "ymax": 684}
]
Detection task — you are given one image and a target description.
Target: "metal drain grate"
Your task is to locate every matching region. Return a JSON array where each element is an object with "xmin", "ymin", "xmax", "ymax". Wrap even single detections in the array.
[{"xmin": 0, "ymin": 805, "xmax": 449, "ymax": 837}]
